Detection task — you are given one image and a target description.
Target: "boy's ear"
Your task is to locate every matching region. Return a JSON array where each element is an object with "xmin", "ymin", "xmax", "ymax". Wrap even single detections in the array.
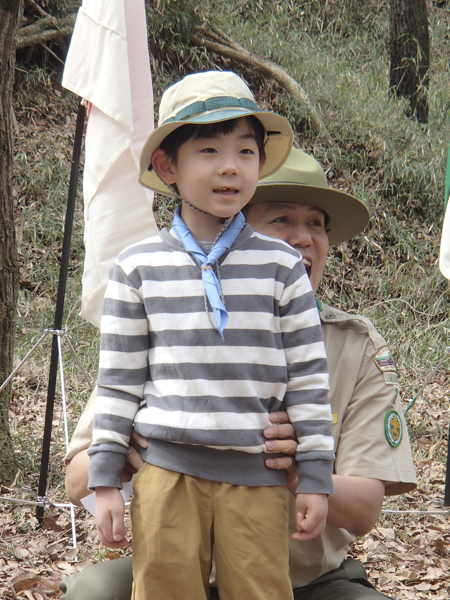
[{"xmin": 151, "ymin": 148, "xmax": 176, "ymax": 185}]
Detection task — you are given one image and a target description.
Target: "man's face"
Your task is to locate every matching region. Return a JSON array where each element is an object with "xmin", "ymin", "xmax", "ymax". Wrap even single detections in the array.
[{"xmin": 245, "ymin": 202, "xmax": 329, "ymax": 294}]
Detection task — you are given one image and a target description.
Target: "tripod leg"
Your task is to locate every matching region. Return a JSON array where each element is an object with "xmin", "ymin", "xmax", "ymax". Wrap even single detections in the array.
[
  {"xmin": 64, "ymin": 333, "xmax": 94, "ymax": 391},
  {"xmin": 37, "ymin": 333, "xmax": 60, "ymax": 525},
  {"xmin": 0, "ymin": 331, "xmax": 49, "ymax": 393},
  {"xmin": 444, "ymin": 418, "xmax": 450, "ymax": 507},
  {"xmin": 57, "ymin": 334, "xmax": 77, "ymax": 549}
]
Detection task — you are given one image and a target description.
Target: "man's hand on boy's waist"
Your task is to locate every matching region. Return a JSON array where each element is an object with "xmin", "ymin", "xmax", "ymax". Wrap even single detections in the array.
[
  {"xmin": 123, "ymin": 412, "xmax": 298, "ymax": 487},
  {"xmin": 122, "ymin": 432, "xmax": 148, "ymax": 482},
  {"xmin": 264, "ymin": 411, "xmax": 298, "ymax": 495}
]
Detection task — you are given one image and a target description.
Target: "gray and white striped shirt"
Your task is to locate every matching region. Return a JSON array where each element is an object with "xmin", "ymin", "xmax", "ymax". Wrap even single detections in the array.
[{"xmin": 88, "ymin": 224, "xmax": 334, "ymax": 495}]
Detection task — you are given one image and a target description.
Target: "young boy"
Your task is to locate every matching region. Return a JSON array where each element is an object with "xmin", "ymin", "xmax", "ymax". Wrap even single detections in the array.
[{"xmin": 88, "ymin": 71, "xmax": 335, "ymax": 600}]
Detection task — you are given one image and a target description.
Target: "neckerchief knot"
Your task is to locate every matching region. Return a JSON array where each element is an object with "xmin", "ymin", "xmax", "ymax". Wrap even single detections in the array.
[{"xmin": 172, "ymin": 206, "xmax": 246, "ymax": 341}]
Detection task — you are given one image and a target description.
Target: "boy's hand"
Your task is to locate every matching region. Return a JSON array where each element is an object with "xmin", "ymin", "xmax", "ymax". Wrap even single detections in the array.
[
  {"xmin": 95, "ymin": 487, "xmax": 128, "ymax": 549},
  {"xmin": 292, "ymin": 493, "xmax": 328, "ymax": 542}
]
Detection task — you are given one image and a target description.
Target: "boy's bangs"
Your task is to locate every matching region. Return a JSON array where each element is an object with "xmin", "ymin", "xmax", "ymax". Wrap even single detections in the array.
[
  {"xmin": 159, "ymin": 116, "xmax": 266, "ymax": 165},
  {"xmin": 189, "ymin": 116, "xmax": 266, "ymax": 160}
]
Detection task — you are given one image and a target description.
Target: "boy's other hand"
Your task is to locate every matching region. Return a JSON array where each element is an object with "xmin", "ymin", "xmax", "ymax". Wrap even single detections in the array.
[
  {"xmin": 95, "ymin": 487, "xmax": 128, "ymax": 549},
  {"xmin": 264, "ymin": 411, "xmax": 298, "ymax": 494},
  {"xmin": 292, "ymin": 493, "xmax": 328, "ymax": 542}
]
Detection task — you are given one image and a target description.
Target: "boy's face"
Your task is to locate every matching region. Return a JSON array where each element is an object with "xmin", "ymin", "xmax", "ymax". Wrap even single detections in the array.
[{"xmin": 159, "ymin": 118, "xmax": 264, "ymax": 220}]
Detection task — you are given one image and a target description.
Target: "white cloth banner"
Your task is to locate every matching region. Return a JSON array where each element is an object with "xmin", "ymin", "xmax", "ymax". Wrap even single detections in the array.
[
  {"xmin": 62, "ymin": 0, "xmax": 157, "ymax": 327},
  {"xmin": 439, "ymin": 205, "xmax": 450, "ymax": 280}
]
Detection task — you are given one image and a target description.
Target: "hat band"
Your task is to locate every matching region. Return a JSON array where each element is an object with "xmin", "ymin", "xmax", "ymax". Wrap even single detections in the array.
[
  {"xmin": 161, "ymin": 96, "xmax": 259, "ymax": 125},
  {"xmin": 258, "ymin": 180, "xmax": 326, "ymax": 189}
]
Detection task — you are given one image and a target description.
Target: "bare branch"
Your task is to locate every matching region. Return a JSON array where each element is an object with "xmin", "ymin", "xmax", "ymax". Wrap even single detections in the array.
[
  {"xmin": 27, "ymin": 0, "xmax": 59, "ymax": 26},
  {"xmin": 191, "ymin": 28, "xmax": 333, "ymax": 143},
  {"xmin": 40, "ymin": 42, "xmax": 65, "ymax": 66},
  {"xmin": 16, "ymin": 13, "xmax": 332, "ymax": 142},
  {"xmin": 17, "ymin": 14, "xmax": 75, "ymax": 49}
]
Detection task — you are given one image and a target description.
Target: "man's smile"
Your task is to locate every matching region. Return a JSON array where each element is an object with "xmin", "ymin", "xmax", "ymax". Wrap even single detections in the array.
[{"xmin": 302, "ymin": 257, "xmax": 312, "ymax": 277}]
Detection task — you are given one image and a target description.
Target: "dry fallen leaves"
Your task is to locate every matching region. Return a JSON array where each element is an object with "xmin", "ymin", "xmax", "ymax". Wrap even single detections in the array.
[{"xmin": 2, "ymin": 379, "xmax": 449, "ymax": 600}]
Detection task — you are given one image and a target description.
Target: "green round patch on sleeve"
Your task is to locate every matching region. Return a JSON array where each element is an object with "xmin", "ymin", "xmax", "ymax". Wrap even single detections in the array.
[{"xmin": 385, "ymin": 409, "xmax": 403, "ymax": 447}]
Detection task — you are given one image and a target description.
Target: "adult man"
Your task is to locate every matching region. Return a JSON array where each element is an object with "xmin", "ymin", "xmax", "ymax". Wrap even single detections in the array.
[{"xmin": 61, "ymin": 148, "xmax": 416, "ymax": 600}]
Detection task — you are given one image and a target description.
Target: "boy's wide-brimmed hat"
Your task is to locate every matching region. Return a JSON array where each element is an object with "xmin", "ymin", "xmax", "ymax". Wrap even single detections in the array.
[
  {"xmin": 249, "ymin": 147, "xmax": 370, "ymax": 245},
  {"xmin": 139, "ymin": 71, "xmax": 293, "ymax": 197}
]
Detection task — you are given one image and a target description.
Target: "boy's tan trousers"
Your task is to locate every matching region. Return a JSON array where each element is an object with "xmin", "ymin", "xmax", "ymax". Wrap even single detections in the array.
[{"xmin": 130, "ymin": 463, "xmax": 294, "ymax": 600}]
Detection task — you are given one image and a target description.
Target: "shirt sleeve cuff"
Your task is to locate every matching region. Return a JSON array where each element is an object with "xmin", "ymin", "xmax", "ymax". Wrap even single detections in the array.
[
  {"xmin": 87, "ymin": 449, "xmax": 126, "ymax": 490},
  {"xmin": 295, "ymin": 459, "xmax": 334, "ymax": 496}
]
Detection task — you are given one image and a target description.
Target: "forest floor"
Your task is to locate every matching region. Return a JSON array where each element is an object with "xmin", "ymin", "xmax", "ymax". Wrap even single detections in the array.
[{"xmin": 0, "ymin": 374, "xmax": 449, "ymax": 600}]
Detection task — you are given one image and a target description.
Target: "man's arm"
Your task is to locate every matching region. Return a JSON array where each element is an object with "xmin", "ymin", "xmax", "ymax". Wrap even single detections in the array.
[
  {"xmin": 264, "ymin": 411, "xmax": 385, "ymax": 537},
  {"xmin": 66, "ymin": 450, "xmax": 90, "ymax": 507},
  {"xmin": 328, "ymin": 475, "xmax": 384, "ymax": 536},
  {"xmin": 66, "ymin": 402, "xmax": 383, "ymax": 537}
]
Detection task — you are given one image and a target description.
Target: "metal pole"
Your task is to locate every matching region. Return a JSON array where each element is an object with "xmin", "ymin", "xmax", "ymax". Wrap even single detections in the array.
[{"xmin": 36, "ymin": 100, "xmax": 86, "ymax": 524}]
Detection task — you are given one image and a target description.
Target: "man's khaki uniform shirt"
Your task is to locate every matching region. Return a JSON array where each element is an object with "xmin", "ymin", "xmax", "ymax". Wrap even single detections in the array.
[
  {"xmin": 288, "ymin": 303, "xmax": 416, "ymax": 588},
  {"xmin": 66, "ymin": 302, "xmax": 417, "ymax": 589}
]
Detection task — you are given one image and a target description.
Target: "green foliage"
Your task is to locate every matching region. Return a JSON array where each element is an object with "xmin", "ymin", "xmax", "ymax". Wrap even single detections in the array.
[
  {"xmin": 15, "ymin": 66, "xmax": 51, "ymax": 102},
  {"xmin": 146, "ymin": 0, "xmax": 210, "ymax": 97},
  {"xmin": 221, "ymin": 0, "xmax": 386, "ymax": 38},
  {"xmin": 10, "ymin": 72, "xmax": 98, "ymax": 491},
  {"xmin": 46, "ymin": 0, "xmax": 78, "ymax": 14},
  {"xmin": 24, "ymin": 0, "xmax": 80, "ymax": 17},
  {"xmin": 147, "ymin": 0, "xmax": 199, "ymax": 44}
]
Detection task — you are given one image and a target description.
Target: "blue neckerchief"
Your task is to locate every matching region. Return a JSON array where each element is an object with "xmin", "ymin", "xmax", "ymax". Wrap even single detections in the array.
[{"xmin": 172, "ymin": 206, "xmax": 246, "ymax": 341}]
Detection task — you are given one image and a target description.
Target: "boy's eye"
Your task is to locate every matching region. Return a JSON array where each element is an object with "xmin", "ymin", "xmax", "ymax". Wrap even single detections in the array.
[
  {"xmin": 200, "ymin": 147, "xmax": 217, "ymax": 154},
  {"xmin": 240, "ymin": 148, "xmax": 256, "ymax": 155}
]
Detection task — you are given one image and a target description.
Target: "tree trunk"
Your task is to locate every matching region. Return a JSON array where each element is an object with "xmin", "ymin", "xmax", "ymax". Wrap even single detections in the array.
[
  {"xmin": 389, "ymin": 0, "xmax": 430, "ymax": 124},
  {"xmin": 0, "ymin": 0, "xmax": 24, "ymax": 483}
]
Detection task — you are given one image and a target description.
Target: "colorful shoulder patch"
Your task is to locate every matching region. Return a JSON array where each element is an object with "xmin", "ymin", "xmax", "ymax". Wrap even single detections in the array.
[
  {"xmin": 385, "ymin": 409, "xmax": 403, "ymax": 447},
  {"xmin": 374, "ymin": 348, "xmax": 396, "ymax": 372}
]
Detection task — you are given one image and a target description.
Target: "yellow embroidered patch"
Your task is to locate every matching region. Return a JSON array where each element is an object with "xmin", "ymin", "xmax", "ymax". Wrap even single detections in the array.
[{"xmin": 332, "ymin": 413, "xmax": 338, "ymax": 425}]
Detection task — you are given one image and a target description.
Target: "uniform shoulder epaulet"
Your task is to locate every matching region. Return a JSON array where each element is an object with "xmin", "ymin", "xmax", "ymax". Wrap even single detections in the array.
[{"xmin": 318, "ymin": 301, "xmax": 388, "ymax": 352}]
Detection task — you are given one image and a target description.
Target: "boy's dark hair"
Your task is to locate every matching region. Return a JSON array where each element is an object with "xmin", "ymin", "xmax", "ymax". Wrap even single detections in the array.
[{"xmin": 157, "ymin": 116, "xmax": 266, "ymax": 165}]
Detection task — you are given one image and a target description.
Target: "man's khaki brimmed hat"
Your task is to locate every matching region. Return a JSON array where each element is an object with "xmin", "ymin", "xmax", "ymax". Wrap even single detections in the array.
[
  {"xmin": 249, "ymin": 147, "xmax": 370, "ymax": 245},
  {"xmin": 139, "ymin": 71, "xmax": 293, "ymax": 197}
]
